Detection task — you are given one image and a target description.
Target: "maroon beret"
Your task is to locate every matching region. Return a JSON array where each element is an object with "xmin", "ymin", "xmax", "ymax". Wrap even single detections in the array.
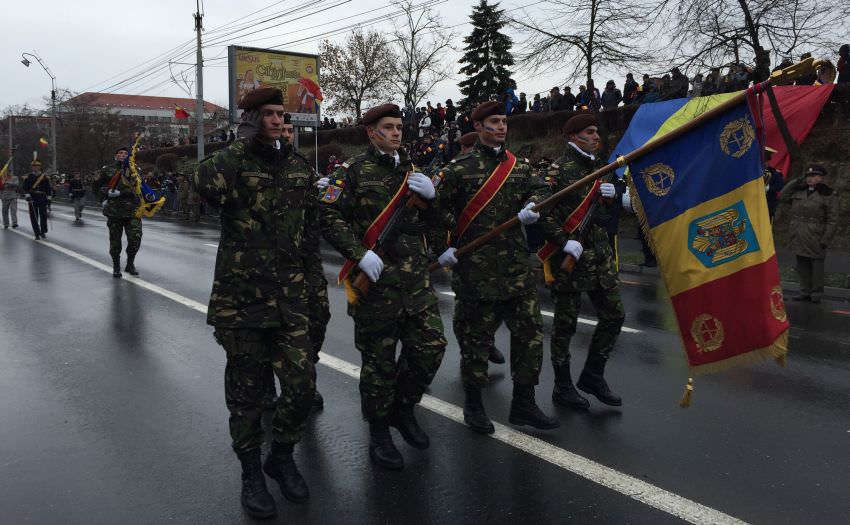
[
  {"xmin": 563, "ymin": 113, "xmax": 598, "ymax": 135},
  {"xmin": 457, "ymin": 132, "xmax": 478, "ymax": 147},
  {"xmin": 362, "ymin": 103, "xmax": 402, "ymax": 126},
  {"xmin": 238, "ymin": 88, "xmax": 283, "ymax": 110},
  {"xmin": 471, "ymin": 101, "xmax": 506, "ymax": 121}
]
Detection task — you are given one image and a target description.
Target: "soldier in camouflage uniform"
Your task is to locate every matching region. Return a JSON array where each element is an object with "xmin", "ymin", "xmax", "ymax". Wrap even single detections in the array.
[
  {"xmin": 319, "ymin": 104, "xmax": 446, "ymax": 470},
  {"xmin": 194, "ymin": 88, "xmax": 317, "ymax": 520},
  {"xmin": 95, "ymin": 147, "xmax": 142, "ymax": 277},
  {"xmin": 538, "ymin": 114, "xmax": 626, "ymax": 408},
  {"xmin": 262, "ymin": 113, "xmax": 329, "ymax": 411},
  {"xmin": 435, "ymin": 101, "xmax": 559, "ymax": 435}
]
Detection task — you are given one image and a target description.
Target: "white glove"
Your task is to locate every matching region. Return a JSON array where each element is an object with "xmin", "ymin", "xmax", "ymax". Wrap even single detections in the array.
[
  {"xmin": 599, "ymin": 182, "xmax": 616, "ymax": 199},
  {"xmin": 47, "ymin": 195, "xmax": 52, "ymax": 201},
  {"xmin": 621, "ymin": 186, "xmax": 633, "ymax": 212},
  {"xmin": 107, "ymin": 189, "xmax": 121, "ymax": 198},
  {"xmin": 358, "ymin": 249, "xmax": 384, "ymax": 283},
  {"xmin": 438, "ymin": 247, "xmax": 458, "ymax": 267},
  {"xmin": 407, "ymin": 172, "xmax": 435, "ymax": 200},
  {"xmin": 317, "ymin": 177, "xmax": 329, "ymax": 191},
  {"xmin": 563, "ymin": 240, "xmax": 583, "ymax": 261},
  {"xmin": 517, "ymin": 202, "xmax": 539, "ymax": 225}
]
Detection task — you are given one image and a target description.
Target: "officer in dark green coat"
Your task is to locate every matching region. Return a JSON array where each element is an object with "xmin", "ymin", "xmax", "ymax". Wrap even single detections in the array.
[
  {"xmin": 779, "ymin": 164, "xmax": 840, "ymax": 303},
  {"xmin": 435, "ymin": 101, "xmax": 559, "ymax": 435},
  {"xmin": 195, "ymin": 88, "xmax": 317, "ymax": 520},
  {"xmin": 538, "ymin": 114, "xmax": 626, "ymax": 408},
  {"xmin": 319, "ymin": 104, "xmax": 447, "ymax": 471},
  {"xmin": 96, "ymin": 147, "xmax": 142, "ymax": 277}
]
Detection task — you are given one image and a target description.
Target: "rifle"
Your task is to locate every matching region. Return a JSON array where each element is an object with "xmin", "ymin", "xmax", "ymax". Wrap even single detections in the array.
[
  {"xmin": 561, "ymin": 168, "xmax": 617, "ymax": 273},
  {"xmin": 350, "ymin": 169, "xmax": 429, "ymax": 299}
]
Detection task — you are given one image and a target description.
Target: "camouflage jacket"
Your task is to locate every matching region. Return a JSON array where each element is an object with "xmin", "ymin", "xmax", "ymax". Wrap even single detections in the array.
[
  {"xmin": 538, "ymin": 145, "xmax": 619, "ymax": 292},
  {"xmin": 436, "ymin": 141, "xmax": 549, "ymax": 300},
  {"xmin": 195, "ymin": 138, "xmax": 318, "ymax": 328},
  {"xmin": 96, "ymin": 163, "xmax": 141, "ymax": 218},
  {"xmin": 319, "ymin": 145, "xmax": 440, "ymax": 318}
]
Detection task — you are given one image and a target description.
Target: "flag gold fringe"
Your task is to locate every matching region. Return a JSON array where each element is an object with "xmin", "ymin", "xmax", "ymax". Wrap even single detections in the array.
[
  {"xmin": 343, "ymin": 278, "xmax": 359, "ymax": 305},
  {"xmin": 135, "ymin": 197, "xmax": 167, "ymax": 219},
  {"xmin": 688, "ymin": 330, "xmax": 789, "ymax": 377},
  {"xmin": 542, "ymin": 259, "xmax": 555, "ymax": 285},
  {"xmin": 679, "ymin": 378, "xmax": 694, "ymax": 408}
]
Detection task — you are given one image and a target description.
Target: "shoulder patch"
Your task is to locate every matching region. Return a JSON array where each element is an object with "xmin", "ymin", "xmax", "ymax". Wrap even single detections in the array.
[{"xmin": 320, "ymin": 185, "xmax": 344, "ymax": 203}]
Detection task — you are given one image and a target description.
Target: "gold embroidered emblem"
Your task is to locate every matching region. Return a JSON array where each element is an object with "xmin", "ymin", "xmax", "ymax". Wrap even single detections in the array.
[
  {"xmin": 690, "ymin": 314, "xmax": 725, "ymax": 353},
  {"xmin": 769, "ymin": 286, "xmax": 787, "ymax": 322},
  {"xmin": 719, "ymin": 117, "xmax": 755, "ymax": 158},
  {"xmin": 640, "ymin": 162, "xmax": 675, "ymax": 197},
  {"xmin": 690, "ymin": 207, "xmax": 749, "ymax": 264}
]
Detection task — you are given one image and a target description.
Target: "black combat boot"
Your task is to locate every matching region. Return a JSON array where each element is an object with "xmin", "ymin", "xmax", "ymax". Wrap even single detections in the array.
[
  {"xmin": 577, "ymin": 354, "xmax": 622, "ymax": 406},
  {"xmin": 312, "ymin": 390, "xmax": 324, "ymax": 411},
  {"xmin": 488, "ymin": 346, "xmax": 506, "ymax": 364},
  {"xmin": 368, "ymin": 419, "xmax": 404, "ymax": 470},
  {"xmin": 124, "ymin": 254, "xmax": 139, "ymax": 276},
  {"xmin": 263, "ymin": 441, "xmax": 309, "ymax": 503},
  {"xmin": 508, "ymin": 383, "xmax": 560, "ymax": 429},
  {"xmin": 237, "ymin": 449, "xmax": 276, "ymax": 520},
  {"xmin": 112, "ymin": 256, "xmax": 122, "ymax": 278},
  {"xmin": 389, "ymin": 402, "xmax": 429, "ymax": 449},
  {"xmin": 552, "ymin": 362, "xmax": 590, "ymax": 410},
  {"xmin": 463, "ymin": 386, "xmax": 495, "ymax": 435}
]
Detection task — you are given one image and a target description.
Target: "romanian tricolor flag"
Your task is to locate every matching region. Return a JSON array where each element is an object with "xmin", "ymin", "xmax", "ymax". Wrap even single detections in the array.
[
  {"xmin": 623, "ymin": 93, "xmax": 792, "ymax": 378},
  {"xmin": 175, "ymin": 105, "xmax": 190, "ymax": 119},
  {"xmin": 39, "ymin": 137, "xmax": 49, "ymax": 148}
]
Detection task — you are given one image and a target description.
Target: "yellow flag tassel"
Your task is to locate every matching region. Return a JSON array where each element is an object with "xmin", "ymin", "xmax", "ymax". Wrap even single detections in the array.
[
  {"xmin": 679, "ymin": 378, "xmax": 694, "ymax": 408},
  {"xmin": 776, "ymin": 353, "xmax": 787, "ymax": 367},
  {"xmin": 343, "ymin": 278, "xmax": 360, "ymax": 305},
  {"xmin": 542, "ymin": 259, "xmax": 555, "ymax": 285}
]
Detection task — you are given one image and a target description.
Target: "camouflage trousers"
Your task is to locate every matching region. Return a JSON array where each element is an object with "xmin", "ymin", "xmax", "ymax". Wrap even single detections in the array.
[
  {"xmin": 353, "ymin": 302, "xmax": 446, "ymax": 421},
  {"xmin": 107, "ymin": 217, "xmax": 142, "ymax": 258},
  {"xmin": 307, "ymin": 271, "xmax": 330, "ymax": 360},
  {"xmin": 550, "ymin": 286, "xmax": 625, "ymax": 367},
  {"xmin": 454, "ymin": 292, "xmax": 544, "ymax": 389},
  {"xmin": 214, "ymin": 313, "xmax": 316, "ymax": 455}
]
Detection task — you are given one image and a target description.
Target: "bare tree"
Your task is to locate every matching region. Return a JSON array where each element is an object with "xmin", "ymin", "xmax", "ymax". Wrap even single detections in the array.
[
  {"xmin": 320, "ymin": 29, "xmax": 395, "ymax": 119},
  {"xmin": 664, "ymin": 0, "xmax": 846, "ymax": 81},
  {"xmin": 388, "ymin": 0, "xmax": 456, "ymax": 110},
  {"xmin": 509, "ymin": 0, "xmax": 661, "ymax": 86}
]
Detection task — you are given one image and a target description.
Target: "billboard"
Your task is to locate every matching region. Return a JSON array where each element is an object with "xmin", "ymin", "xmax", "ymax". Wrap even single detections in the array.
[{"xmin": 228, "ymin": 46, "xmax": 321, "ymax": 126}]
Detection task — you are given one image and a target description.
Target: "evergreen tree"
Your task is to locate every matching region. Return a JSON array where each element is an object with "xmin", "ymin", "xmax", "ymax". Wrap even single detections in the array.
[{"xmin": 457, "ymin": 0, "xmax": 516, "ymax": 108}]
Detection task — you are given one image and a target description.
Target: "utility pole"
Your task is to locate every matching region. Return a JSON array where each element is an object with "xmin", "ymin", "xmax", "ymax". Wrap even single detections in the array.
[
  {"xmin": 21, "ymin": 52, "xmax": 57, "ymax": 173},
  {"xmin": 194, "ymin": 1, "xmax": 204, "ymax": 161},
  {"xmin": 7, "ymin": 116, "xmax": 13, "ymax": 175}
]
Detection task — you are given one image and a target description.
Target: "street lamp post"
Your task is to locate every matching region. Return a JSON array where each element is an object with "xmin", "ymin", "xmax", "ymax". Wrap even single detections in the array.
[{"xmin": 21, "ymin": 52, "xmax": 57, "ymax": 174}]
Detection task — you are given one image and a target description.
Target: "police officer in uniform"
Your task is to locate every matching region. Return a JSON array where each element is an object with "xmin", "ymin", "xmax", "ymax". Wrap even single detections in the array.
[
  {"xmin": 22, "ymin": 160, "xmax": 51, "ymax": 240},
  {"xmin": 435, "ymin": 101, "xmax": 559, "ymax": 434},
  {"xmin": 319, "ymin": 104, "xmax": 447, "ymax": 470},
  {"xmin": 538, "ymin": 114, "xmax": 626, "ymax": 408},
  {"xmin": 96, "ymin": 147, "xmax": 142, "ymax": 277},
  {"xmin": 195, "ymin": 88, "xmax": 318, "ymax": 519}
]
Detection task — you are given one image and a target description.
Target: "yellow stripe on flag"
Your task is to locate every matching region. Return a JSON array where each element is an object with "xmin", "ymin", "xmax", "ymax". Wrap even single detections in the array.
[{"xmin": 649, "ymin": 177, "xmax": 776, "ymax": 296}]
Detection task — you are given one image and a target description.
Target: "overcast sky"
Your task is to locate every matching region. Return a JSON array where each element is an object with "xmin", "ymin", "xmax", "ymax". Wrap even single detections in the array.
[{"xmin": 3, "ymin": 0, "xmax": 625, "ymax": 116}]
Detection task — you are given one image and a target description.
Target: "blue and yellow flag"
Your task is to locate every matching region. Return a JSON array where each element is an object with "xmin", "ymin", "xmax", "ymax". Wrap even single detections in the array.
[{"xmin": 620, "ymin": 94, "xmax": 789, "ymax": 376}]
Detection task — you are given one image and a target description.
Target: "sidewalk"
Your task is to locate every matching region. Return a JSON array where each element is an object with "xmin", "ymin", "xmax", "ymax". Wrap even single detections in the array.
[{"xmin": 617, "ymin": 237, "xmax": 850, "ymax": 301}]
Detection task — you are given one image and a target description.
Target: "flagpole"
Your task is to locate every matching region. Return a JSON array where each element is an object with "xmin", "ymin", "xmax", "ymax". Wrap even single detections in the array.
[{"xmin": 427, "ymin": 58, "xmax": 819, "ymax": 273}]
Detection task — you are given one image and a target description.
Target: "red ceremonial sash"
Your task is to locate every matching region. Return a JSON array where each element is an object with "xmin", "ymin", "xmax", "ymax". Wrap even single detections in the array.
[
  {"xmin": 536, "ymin": 178, "xmax": 602, "ymax": 262},
  {"xmin": 454, "ymin": 151, "xmax": 516, "ymax": 243},
  {"xmin": 337, "ymin": 173, "xmax": 410, "ymax": 284}
]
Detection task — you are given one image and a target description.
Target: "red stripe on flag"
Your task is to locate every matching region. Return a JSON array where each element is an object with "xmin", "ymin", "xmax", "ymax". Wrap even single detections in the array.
[{"xmin": 670, "ymin": 254, "xmax": 789, "ymax": 371}]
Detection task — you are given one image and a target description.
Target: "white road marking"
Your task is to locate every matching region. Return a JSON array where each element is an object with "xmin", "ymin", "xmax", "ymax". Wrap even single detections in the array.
[
  {"xmin": 203, "ymin": 243, "xmax": 219, "ymax": 248},
  {"xmin": 438, "ymin": 290, "xmax": 642, "ymax": 333},
  {"xmin": 14, "ymin": 228, "xmax": 749, "ymax": 524}
]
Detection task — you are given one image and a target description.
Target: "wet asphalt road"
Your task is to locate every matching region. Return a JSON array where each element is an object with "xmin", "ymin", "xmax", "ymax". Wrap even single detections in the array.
[{"xmin": 1, "ymin": 201, "xmax": 849, "ymax": 525}]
